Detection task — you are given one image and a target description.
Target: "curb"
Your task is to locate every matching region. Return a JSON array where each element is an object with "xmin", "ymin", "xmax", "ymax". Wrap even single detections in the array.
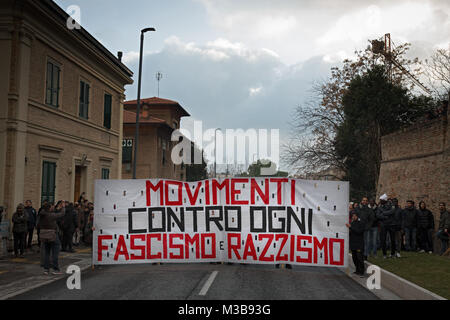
[
  {"xmin": 363, "ymin": 259, "xmax": 446, "ymax": 300},
  {"xmin": 344, "ymin": 253, "xmax": 446, "ymax": 300}
]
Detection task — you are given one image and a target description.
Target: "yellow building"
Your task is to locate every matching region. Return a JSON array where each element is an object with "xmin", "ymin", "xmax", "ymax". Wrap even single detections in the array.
[
  {"xmin": 122, "ymin": 97, "xmax": 190, "ymax": 180},
  {"xmin": 0, "ymin": 0, "xmax": 133, "ymax": 220}
]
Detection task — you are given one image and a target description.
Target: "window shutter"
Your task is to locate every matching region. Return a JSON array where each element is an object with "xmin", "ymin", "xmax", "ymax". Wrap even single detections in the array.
[
  {"xmin": 52, "ymin": 65, "xmax": 60, "ymax": 107},
  {"xmin": 85, "ymin": 84, "xmax": 90, "ymax": 119},
  {"xmin": 79, "ymin": 81, "xmax": 84, "ymax": 117},
  {"xmin": 104, "ymin": 94, "xmax": 112, "ymax": 129},
  {"xmin": 46, "ymin": 62, "xmax": 53, "ymax": 105}
]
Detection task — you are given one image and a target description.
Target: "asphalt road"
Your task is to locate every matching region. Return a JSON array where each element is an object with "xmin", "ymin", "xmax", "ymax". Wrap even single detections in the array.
[{"xmin": 10, "ymin": 263, "xmax": 378, "ymax": 300}]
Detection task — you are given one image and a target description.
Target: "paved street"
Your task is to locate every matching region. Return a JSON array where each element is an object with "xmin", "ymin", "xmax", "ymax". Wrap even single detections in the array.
[
  {"xmin": 10, "ymin": 263, "xmax": 378, "ymax": 300},
  {"xmin": 0, "ymin": 245, "xmax": 92, "ymax": 299}
]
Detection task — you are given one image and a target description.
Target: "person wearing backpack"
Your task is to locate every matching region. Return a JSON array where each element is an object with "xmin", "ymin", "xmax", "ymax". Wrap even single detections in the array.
[{"xmin": 39, "ymin": 202, "xmax": 65, "ymax": 275}]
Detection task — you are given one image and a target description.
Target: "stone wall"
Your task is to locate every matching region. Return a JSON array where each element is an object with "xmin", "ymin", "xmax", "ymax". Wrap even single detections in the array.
[{"xmin": 378, "ymin": 108, "xmax": 449, "ymax": 251}]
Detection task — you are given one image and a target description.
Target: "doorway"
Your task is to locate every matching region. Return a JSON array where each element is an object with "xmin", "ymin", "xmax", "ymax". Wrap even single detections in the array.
[{"xmin": 74, "ymin": 165, "xmax": 86, "ymax": 202}]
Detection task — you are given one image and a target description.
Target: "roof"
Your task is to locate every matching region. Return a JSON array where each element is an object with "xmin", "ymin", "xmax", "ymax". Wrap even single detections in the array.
[
  {"xmin": 38, "ymin": 0, "xmax": 133, "ymax": 80},
  {"xmin": 124, "ymin": 97, "xmax": 190, "ymax": 117},
  {"xmin": 123, "ymin": 110, "xmax": 167, "ymax": 125}
]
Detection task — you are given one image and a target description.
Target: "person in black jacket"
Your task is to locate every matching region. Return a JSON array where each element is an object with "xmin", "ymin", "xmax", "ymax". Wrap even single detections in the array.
[
  {"xmin": 24, "ymin": 200, "xmax": 37, "ymax": 249},
  {"xmin": 367, "ymin": 199, "xmax": 379, "ymax": 257},
  {"xmin": 12, "ymin": 204, "xmax": 28, "ymax": 257},
  {"xmin": 417, "ymin": 201, "xmax": 434, "ymax": 253},
  {"xmin": 436, "ymin": 202, "xmax": 449, "ymax": 255},
  {"xmin": 346, "ymin": 212, "xmax": 365, "ymax": 277},
  {"xmin": 356, "ymin": 197, "xmax": 374, "ymax": 260},
  {"xmin": 391, "ymin": 198, "xmax": 403, "ymax": 257},
  {"xmin": 402, "ymin": 200, "xmax": 418, "ymax": 251},
  {"xmin": 39, "ymin": 202, "xmax": 65, "ymax": 275},
  {"xmin": 61, "ymin": 202, "xmax": 78, "ymax": 253},
  {"xmin": 376, "ymin": 194, "xmax": 396, "ymax": 258},
  {"xmin": 37, "ymin": 199, "xmax": 49, "ymax": 248}
]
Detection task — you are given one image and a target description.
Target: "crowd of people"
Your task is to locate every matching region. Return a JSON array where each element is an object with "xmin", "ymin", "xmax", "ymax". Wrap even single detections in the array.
[
  {"xmin": 6, "ymin": 191, "xmax": 449, "ymax": 277},
  {"xmin": 9, "ymin": 193, "xmax": 95, "ymax": 275},
  {"xmin": 346, "ymin": 194, "xmax": 449, "ymax": 277}
]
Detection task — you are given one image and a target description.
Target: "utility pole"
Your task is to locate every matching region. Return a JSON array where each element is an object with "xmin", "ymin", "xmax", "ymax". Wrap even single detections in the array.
[
  {"xmin": 133, "ymin": 27, "xmax": 156, "ymax": 179},
  {"xmin": 214, "ymin": 128, "xmax": 221, "ymax": 178}
]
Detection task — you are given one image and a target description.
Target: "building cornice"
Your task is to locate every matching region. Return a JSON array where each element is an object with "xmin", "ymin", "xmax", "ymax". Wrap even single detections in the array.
[
  {"xmin": 28, "ymin": 99, "xmax": 120, "ymax": 137},
  {"xmin": 32, "ymin": 0, "xmax": 133, "ymax": 80},
  {"xmin": 39, "ymin": 144, "xmax": 63, "ymax": 153},
  {"xmin": 29, "ymin": 125, "xmax": 119, "ymax": 155}
]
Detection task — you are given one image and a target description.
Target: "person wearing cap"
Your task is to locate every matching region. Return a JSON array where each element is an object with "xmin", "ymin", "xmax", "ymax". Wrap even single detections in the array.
[
  {"xmin": 376, "ymin": 194, "xmax": 396, "ymax": 258},
  {"xmin": 402, "ymin": 200, "xmax": 418, "ymax": 252}
]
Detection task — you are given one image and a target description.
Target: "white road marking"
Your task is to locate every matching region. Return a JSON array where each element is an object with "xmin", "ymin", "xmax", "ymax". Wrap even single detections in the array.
[{"xmin": 198, "ymin": 271, "xmax": 218, "ymax": 296}]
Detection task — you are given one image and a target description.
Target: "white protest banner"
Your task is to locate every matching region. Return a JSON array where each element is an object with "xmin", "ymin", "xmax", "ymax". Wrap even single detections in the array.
[{"xmin": 93, "ymin": 178, "xmax": 349, "ymax": 267}]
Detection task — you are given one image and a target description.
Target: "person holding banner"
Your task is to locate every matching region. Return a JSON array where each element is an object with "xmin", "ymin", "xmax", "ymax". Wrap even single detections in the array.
[
  {"xmin": 83, "ymin": 206, "xmax": 94, "ymax": 245},
  {"xmin": 346, "ymin": 212, "xmax": 365, "ymax": 277}
]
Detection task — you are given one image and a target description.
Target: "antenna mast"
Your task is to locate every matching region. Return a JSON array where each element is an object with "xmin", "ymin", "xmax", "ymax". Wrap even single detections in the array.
[
  {"xmin": 156, "ymin": 71, "xmax": 163, "ymax": 97},
  {"xmin": 371, "ymin": 33, "xmax": 431, "ymax": 95}
]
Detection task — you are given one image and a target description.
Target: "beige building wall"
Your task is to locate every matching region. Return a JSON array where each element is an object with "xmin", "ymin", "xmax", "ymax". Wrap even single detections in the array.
[
  {"xmin": 0, "ymin": 0, "xmax": 133, "ymax": 224},
  {"xmin": 122, "ymin": 124, "xmax": 187, "ymax": 181}
]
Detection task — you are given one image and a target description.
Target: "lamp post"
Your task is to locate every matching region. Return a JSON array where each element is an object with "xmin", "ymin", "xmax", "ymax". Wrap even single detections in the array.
[
  {"xmin": 133, "ymin": 27, "xmax": 156, "ymax": 180},
  {"xmin": 214, "ymin": 128, "xmax": 221, "ymax": 178}
]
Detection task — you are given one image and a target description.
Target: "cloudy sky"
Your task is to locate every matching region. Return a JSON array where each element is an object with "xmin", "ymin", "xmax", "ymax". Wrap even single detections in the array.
[{"xmin": 56, "ymin": 0, "xmax": 449, "ymax": 172}]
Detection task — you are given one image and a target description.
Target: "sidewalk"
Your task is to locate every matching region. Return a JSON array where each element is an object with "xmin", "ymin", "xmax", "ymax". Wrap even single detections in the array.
[{"xmin": 0, "ymin": 244, "xmax": 93, "ymax": 299}]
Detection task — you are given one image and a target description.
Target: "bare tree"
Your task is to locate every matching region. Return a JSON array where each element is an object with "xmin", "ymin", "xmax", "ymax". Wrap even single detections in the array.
[
  {"xmin": 421, "ymin": 48, "xmax": 450, "ymax": 100},
  {"xmin": 283, "ymin": 41, "xmax": 420, "ymax": 178}
]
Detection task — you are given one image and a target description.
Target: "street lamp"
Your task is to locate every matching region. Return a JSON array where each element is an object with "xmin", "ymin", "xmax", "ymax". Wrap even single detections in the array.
[
  {"xmin": 133, "ymin": 27, "xmax": 156, "ymax": 180},
  {"xmin": 214, "ymin": 128, "xmax": 222, "ymax": 178}
]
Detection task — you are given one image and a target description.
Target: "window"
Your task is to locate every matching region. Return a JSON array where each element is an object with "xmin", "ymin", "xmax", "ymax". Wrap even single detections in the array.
[
  {"xmin": 101, "ymin": 168, "xmax": 110, "ymax": 180},
  {"xmin": 45, "ymin": 61, "xmax": 60, "ymax": 107},
  {"xmin": 41, "ymin": 161, "xmax": 56, "ymax": 204},
  {"xmin": 104, "ymin": 93, "xmax": 112, "ymax": 129},
  {"xmin": 79, "ymin": 80, "xmax": 90, "ymax": 119},
  {"xmin": 122, "ymin": 139, "xmax": 133, "ymax": 163}
]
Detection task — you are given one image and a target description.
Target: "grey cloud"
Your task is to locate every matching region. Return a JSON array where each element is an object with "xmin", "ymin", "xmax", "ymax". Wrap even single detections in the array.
[{"xmin": 124, "ymin": 37, "xmax": 333, "ymax": 172}]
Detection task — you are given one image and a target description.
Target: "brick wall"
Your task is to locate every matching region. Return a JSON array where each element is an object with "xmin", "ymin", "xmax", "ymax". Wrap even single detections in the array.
[{"xmin": 377, "ymin": 109, "xmax": 449, "ymax": 251}]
